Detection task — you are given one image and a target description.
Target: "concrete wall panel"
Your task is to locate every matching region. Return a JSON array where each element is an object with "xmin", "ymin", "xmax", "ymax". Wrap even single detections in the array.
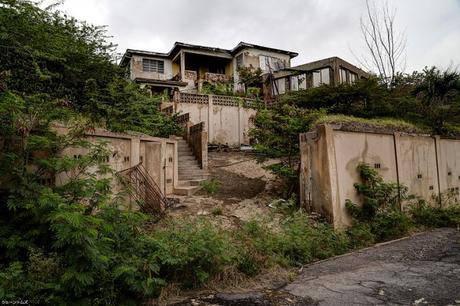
[
  {"xmin": 333, "ymin": 131, "xmax": 398, "ymax": 226},
  {"xmin": 396, "ymin": 135, "xmax": 439, "ymax": 204},
  {"xmin": 438, "ymin": 139, "xmax": 460, "ymax": 203},
  {"xmin": 212, "ymin": 105, "xmax": 239, "ymax": 145}
]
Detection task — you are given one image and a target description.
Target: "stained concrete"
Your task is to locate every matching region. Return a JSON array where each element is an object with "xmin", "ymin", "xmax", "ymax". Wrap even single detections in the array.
[{"xmin": 300, "ymin": 125, "xmax": 460, "ymax": 229}]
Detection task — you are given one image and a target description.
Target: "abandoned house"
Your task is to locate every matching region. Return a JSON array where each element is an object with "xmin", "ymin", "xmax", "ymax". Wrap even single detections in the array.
[
  {"xmin": 120, "ymin": 42, "xmax": 369, "ymax": 147},
  {"xmin": 270, "ymin": 56, "xmax": 369, "ymax": 96},
  {"xmin": 119, "ymin": 41, "xmax": 298, "ymax": 95}
]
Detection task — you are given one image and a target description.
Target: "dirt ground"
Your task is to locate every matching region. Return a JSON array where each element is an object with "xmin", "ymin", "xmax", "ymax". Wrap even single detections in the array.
[{"xmin": 167, "ymin": 151, "xmax": 284, "ymax": 226}]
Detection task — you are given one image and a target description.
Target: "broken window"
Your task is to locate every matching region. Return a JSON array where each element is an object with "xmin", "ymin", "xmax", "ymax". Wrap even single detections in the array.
[
  {"xmin": 298, "ymin": 74, "xmax": 307, "ymax": 89},
  {"xmin": 273, "ymin": 78, "xmax": 286, "ymax": 95},
  {"xmin": 142, "ymin": 58, "xmax": 164, "ymax": 73},
  {"xmin": 259, "ymin": 55, "xmax": 285, "ymax": 72},
  {"xmin": 236, "ymin": 54, "xmax": 243, "ymax": 68}
]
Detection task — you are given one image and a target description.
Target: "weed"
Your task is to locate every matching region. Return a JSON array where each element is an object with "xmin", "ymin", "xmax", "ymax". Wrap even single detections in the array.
[
  {"xmin": 409, "ymin": 201, "xmax": 460, "ymax": 228},
  {"xmin": 211, "ymin": 207, "xmax": 223, "ymax": 216},
  {"xmin": 201, "ymin": 179, "xmax": 221, "ymax": 195},
  {"xmin": 151, "ymin": 218, "xmax": 235, "ymax": 288}
]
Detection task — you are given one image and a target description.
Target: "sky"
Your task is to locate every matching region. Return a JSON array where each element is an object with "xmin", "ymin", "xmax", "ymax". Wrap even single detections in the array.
[{"xmin": 58, "ymin": 0, "xmax": 460, "ymax": 73}]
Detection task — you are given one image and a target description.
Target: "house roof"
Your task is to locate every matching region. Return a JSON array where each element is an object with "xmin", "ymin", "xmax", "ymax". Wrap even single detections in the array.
[
  {"xmin": 120, "ymin": 41, "xmax": 298, "ymax": 66},
  {"xmin": 231, "ymin": 42, "xmax": 298, "ymax": 58}
]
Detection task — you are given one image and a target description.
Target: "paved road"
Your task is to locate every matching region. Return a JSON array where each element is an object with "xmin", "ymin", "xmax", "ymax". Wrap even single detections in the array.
[{"xmin": 285, "ymin": 228, "xmax": 460, "ymax": 306}]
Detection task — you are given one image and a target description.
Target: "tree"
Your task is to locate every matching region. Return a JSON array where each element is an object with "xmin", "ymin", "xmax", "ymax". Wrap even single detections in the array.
[
  {"xmin": 0, "ymin": 90, "xmax": 164, "ymax": 304},
  {"xmin": 281, "ymin": 78, "xmax": 394, "ymax": 118},
  {"xmin": 357, "ymin": 0, "xmax": 407, "ymax": 86},
  {"xmin": 0, "ymin": 0, "xmax": 180, "ymax": 137},
  {"xmin": 412, "ymin": 67, "xmax": 460, "ymax": 134},
  {"xmin": 237, "ymin": 66, "xmax": 263, "ymax": 93},
  {"xmin": 250, "ymin": 104, "xmax": 323, "ymax": 196}
]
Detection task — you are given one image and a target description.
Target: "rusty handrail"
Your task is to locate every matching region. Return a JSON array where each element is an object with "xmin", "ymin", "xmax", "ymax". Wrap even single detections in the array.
[{"xmin": 117, "ymin": 162, "xmax": 168, "ymax": 216}]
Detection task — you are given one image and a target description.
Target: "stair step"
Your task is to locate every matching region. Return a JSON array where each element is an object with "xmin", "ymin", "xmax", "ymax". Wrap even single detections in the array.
[
  {"xmin": 179, "ymin": 164, "xmax": 200, "ymax": 167},
  {"xmin": 179, "ymin": 169, "xmax": 208, "ymax": 174},
  {"xmin": 179, "ymin": 167, "xmax": 202, "ymax": 171},
  {"xmin": 179, "ymin": 173, "xmax": 210, "ymax": 178},
  {"xmin": 178, "ymin": 179, "xmax": 206, "ymax": 187},
  {"xmin": 173, "ymin": 185, "xmax": 202, "ymax": 196},
  {"xmin": 178, "ymin": 156, "xmax": 197, "ymax": 161}
]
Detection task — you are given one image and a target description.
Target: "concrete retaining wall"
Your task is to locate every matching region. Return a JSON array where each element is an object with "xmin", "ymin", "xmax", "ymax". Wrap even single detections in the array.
[
  {"xmin": 299, "ymin": 124, "xmax": 460, "ymax": 229},
  {"xmin": 54, "ymin": 126, "xmax": 179, "ymax": 198},
  {"xmin": 169, "ymin": 93, "xmax": 257, "ymax": 147}
]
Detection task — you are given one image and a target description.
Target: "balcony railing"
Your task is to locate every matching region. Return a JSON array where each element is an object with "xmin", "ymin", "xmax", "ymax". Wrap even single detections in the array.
[{"xmin": 204, "ymin": 72, "xmax": 232, "ymax": 83}]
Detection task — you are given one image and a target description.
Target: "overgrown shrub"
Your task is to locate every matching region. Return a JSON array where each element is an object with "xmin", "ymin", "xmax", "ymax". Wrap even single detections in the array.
[
  {"xmin": 346, "ymin": 223, "xmax": 375, "ymax": 249},
  {"xmin": 346, "ymin": 163, "xmax": 413, "ymax": 241},
  {"xmin": 200, "ymin": 179, "xmax": 221, "ymax": 195},
  {"xmin": 211, "ymin": 207, "xmax": 223, "ymax": 216},
  {"xmin": 409, "ymin": 201, "xmax": 460, "ymax": 228},
  {"xmin": 151, "ymin": 218, "xmax": 236, "ymax": 288},
  {"xmin": 370, "ymin": 210, "xmax": 412, "ymax": 241},
  {"xmin": 239, "ymin": 214, "xmax": 348, "ymax": 268}
]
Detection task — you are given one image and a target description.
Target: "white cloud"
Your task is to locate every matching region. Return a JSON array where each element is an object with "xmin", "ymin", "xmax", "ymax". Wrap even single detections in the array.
[{"xmin": 59, "ymin": 0, "xmax": 460, "ymax": 72}]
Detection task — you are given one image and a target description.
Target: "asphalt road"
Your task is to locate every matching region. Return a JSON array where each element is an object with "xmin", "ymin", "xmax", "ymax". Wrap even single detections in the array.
[{"xmin": 285, "ymin": 228, "xmax": 460, "ymax": 306}]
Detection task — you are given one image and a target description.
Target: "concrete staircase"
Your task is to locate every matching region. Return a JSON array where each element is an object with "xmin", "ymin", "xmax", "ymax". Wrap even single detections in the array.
[{"xmin": 174, "ymin": 137, "xmax": 209, "ymax": 196}]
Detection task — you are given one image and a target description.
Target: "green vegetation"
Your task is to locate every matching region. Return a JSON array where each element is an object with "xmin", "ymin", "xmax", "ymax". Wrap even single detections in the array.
[
  {"xmin": 1, "ymin": 0, "xmax": 459, "ymax": 304},
  {"xmin": 251, "ymin": 69, "xmax": 459, "ymax": 198},
  {"xmin": 200, "ymin": 179, "xmax": 221, "ymax": 195},
  {"xmin": 346, "ymin": 164, "xmax": 413, "ymax": 241},
  {"xmin": 280, "ymin": 72, "xmax": 460, "ymax": 135},
  {"xmin": 250, "ymin": 105, "xmax": 324, "ymax": 196},
  {"xmin": 313, "ymin": 114, "xmax": 427, "ymax": 134},
  {"xmin": 346, "ymin": 164, "xmax": 460, "ymax": 244},
  {"xmin": 201, "ymin": 82, "xmax": 234, "ymax": 96},
  {"xmin": 236, "ymin": 66, "xmax": 263, "ymax": 94},
  {"xmin": 0, "ymin": 0, "xmax": 180, "ymax": 137},
  {"xmin": 211, "ymin": 207, "xmax": 224, "ymax": 216}
]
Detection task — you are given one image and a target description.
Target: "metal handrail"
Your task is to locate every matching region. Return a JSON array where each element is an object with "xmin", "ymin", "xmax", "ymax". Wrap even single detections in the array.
[{"xmin": 117, "ymin": 162, "xmax": 168, "ymax": 216}]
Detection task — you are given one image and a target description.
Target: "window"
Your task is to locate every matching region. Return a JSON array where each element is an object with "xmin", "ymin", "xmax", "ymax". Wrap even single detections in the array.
[
  {"xmin": 313, "ymin": 71, "xmax": 321, "ymax": 87},
  {"xmin": 349, "ymin": 72, "xmax": 357, "ymax": 83},
  {"xmin": 320, "ymin": 68, "xmax": 330, "ymax": 85},
  {"xmin": 236, "ymin": 54, "xmax": 243, "ymax": 68},
  {"xmin": 142, "ymin": 58, "xmax": 164, "ymax": 73},
  {"xmin": 290, "ymin": 76, "xmax": 299, "ymax": 91},
  {"xmin": 312, "ymin": 68, "xmax": 330, "ymax": 87},
  {"xmin": 339, "ymin": 68, "xmax": 347, "ymax": 84},
  {"xmin": 298, "ymin": 74, "xmax": 307, "ymax": 90},
  {"xmin": 274, "ymin": 78, "xmax": 286, "ymax": 95},
  {"xmin": 259, "ymin": 55, "xmax": 285, "ymax": 72}
]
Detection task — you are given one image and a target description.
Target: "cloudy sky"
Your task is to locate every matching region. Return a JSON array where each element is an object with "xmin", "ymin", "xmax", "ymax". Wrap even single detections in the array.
[{"xmin": 59, "ymin": 0, "xmax": 460, "ymax": 73}]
